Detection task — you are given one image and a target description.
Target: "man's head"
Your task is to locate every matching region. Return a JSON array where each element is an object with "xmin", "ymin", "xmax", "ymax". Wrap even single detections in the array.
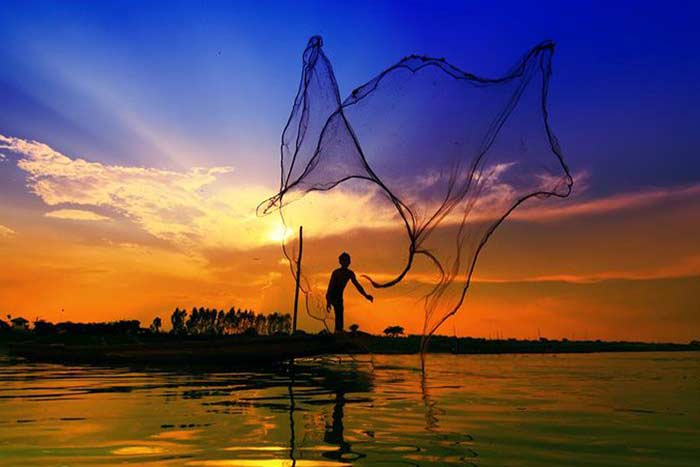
[{"xmin": 338, "ymin": 252, "xmax": 351, "ymax": 268}]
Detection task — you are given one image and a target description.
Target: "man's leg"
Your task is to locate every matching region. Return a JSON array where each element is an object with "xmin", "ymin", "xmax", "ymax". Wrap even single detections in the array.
[{"xmin": 333, "ymin": 301, "xmax": 344, "ymax": 333}]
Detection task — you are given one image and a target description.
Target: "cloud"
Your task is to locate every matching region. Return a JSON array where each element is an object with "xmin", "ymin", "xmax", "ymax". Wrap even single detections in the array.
[
  {"xmin": 1, "ymin": 134, "xmax": 237, "ymax": 248},
  {"xmin": 512, "ymin": 184, "xmax": 700, "ymax": 221},
  {"xmin": 3, "ymin": 133, "xmax": 699, "ymax": 259},
  {"xmin": 0, "ymin": 225, "xmax": 15, "ymax": 238},
  {"xmin": 45, "ymin": 209, "xmax": 111, "ymax": 221},
  {"xmin": 0, "ymin": 134, "xmax": 398, "ymax": 251},
  {"xmin": 515, "ymin": 255, "xmax": 700, "ymax": 284},
  {"xmin": 362, "ymin": 251, "xmax": 700, "ymax": 286}
]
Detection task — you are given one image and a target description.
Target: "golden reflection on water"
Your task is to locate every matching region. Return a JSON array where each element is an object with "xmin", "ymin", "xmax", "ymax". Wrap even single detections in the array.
[
  {"xmin": 0, "ymin": 353, "xmax": 698, "ymax": 466},
  {"xmin": 113, "ymin": 446, "xmax": 165, "ymax": 455},
  {"xmin": 186, "ymin": 460, "xmax": 351, "ymax": 466},
  {"xmin": 154, "ymin": 429, "xmax": 203, "ymax": 441}
]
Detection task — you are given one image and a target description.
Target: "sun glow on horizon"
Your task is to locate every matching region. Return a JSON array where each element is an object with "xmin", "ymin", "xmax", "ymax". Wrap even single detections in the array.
[{"xmin": 267, "ymin": 223, "xmax": 292, "ymax": 244}]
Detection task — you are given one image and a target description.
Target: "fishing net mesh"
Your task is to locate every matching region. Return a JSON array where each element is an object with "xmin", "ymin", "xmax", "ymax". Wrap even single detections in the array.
[{"xmin": 259, "ymin": 36, "xmax": 572, "ymax": 348}]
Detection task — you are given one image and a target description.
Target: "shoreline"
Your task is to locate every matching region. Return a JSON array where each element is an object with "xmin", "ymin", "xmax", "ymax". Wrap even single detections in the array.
[
  {"xmin": 1, "ymin": 332, "xmax": 697, "ymax": 366},
  {"xmin": 361, "ymin": 334, "xmax": 700, "ymax": 355}
]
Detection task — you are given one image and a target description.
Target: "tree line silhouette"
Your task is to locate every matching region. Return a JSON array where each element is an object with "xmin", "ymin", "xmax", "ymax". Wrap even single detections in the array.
[
  {"xmin": 0, "ymin": 307, "xmax": 292, "ymax": 337},
  {"xmin": 0, "ymin": 318, "xmax": 142, "ymax": 335},
  {"xmin": 169, "ymin": 307, "xmax": 292, "ymax": 336}
]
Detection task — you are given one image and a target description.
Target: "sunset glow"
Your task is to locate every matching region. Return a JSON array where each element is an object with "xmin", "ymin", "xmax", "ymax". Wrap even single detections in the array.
[{"xmin": 0, "ymin": 1, "xmax": 698, "ymax": 342}]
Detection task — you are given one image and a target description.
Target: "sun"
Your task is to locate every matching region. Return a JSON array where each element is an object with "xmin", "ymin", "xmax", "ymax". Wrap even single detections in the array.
[{"xmin": 267, "ymin": 223, "xmax": 292, "ymax": 243}]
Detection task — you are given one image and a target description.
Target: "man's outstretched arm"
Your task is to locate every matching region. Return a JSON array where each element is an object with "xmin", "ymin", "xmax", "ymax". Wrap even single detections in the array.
[{"xmin": 351, "ymin": 272, "xmax": 374, "ymax": 302}]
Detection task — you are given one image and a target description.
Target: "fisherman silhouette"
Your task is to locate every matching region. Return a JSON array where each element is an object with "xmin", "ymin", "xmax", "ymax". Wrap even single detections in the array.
[{"xmin": 326, "ymin": 252, "xmax": 373, "ymax": 333}]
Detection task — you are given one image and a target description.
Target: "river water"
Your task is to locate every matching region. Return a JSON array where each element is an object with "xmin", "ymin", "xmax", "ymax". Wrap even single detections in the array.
[{"xmin": 0, "ymin": 352, "xmax": 698, "ymax": 466}]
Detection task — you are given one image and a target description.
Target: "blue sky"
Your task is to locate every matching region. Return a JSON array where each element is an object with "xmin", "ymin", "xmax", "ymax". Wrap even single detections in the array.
[{"xmin": 1, "ymin": 0, "xmax": 698, "ymax": 192}]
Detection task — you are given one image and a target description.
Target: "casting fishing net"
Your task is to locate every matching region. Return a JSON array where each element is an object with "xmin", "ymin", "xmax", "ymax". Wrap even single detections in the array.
[{"xmin": 259, "ymin": 36, "xmax": 572, "ymax": 347}]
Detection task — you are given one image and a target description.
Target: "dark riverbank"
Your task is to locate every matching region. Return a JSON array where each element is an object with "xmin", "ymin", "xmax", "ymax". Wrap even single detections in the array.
[
  {"xmin": 1, "ymin": 330, "xmax": 698, "ymax": 366},
  {"xmin": 363, "ymin": 334, "xmax": 700, "ymax": 355}
]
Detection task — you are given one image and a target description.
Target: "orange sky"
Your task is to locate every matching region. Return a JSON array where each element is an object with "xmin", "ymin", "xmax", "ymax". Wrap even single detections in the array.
[{"xmin": 0, "ymin": 135, "xmax": 698, "ymax": 342}]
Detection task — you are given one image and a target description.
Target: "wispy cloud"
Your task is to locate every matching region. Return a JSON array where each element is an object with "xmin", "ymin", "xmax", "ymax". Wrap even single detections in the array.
[
  {"xmin": 0, "ymin": 224, "xmax": 15, "ymax": 238},
  {"xmin": 3, "ymin": 133, "xmax": 699, "ymax": 259},
  {"xmin": 514, "ymin": 255, "xmax": 700, "ymax": 284},
  {"xmin": 512, "ymin": 184, "xmax": 700, "ymax": 221},
  {"xmin": 364, "ymin": 254, "xmax": 700, "ymax": 286},
  {"xmin": 1, "ymin": 134, "xmax": 236, "ymax": 248},
  {"xmin": 45, "ymin": 209, "xmax": 111, "ymax": 221},
  {"xmin": 0, "ymin": 134, "xmax": 399, "ymax": 251}
]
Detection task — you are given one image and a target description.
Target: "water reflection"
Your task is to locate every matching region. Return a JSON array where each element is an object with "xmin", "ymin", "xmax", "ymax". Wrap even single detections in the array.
[
  {"xmin": 320, "ymin": 375, "xmax": 367, "ymax": 462},
  {"xmin": 285, "ymin": 358, "xmax": 372, "ymax": 464},
  {"xmin": 0, "ymin": 353, "xmax": 698, "ymax": 466},
  {"xmin": 420, "ymin": 368, "xmax": 439, "ymax": 432}
]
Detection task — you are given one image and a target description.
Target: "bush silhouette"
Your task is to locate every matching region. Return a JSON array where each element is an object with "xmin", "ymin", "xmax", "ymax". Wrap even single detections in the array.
[
  {"xmin": 150, "ymin": 317, "xmax": 162, "ymax": 333},
  {"xmin": 383, "ymin": 326, "xmax": 404, "ymax": 338}
]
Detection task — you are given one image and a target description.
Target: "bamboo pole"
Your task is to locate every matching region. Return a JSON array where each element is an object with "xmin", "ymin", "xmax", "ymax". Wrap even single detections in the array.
[{"xmin": 292, "ymin": 226, "xmax": 303, "ymax": 333}]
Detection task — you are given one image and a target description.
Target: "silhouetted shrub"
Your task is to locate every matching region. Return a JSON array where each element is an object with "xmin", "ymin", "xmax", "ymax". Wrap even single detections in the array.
[
  {"xmin": 383, "ymin": 326, "xmax": 405, "ymax": 337},
  {"xmin": 33, "ymin": 320, "xmax": 56, "ymax": 335},
  {"xmin": 53, "ymin": 320, "xmax": 141, "ymax": 335},
  {"xmin": 10, "ymin": 317, "xmax": 30, "ymax": 331}
]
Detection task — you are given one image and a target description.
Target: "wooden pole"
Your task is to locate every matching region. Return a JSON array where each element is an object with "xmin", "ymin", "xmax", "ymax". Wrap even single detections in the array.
[{"xmin": 292, "ymin": 226, "xmax": 303, "ymax": 333}]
